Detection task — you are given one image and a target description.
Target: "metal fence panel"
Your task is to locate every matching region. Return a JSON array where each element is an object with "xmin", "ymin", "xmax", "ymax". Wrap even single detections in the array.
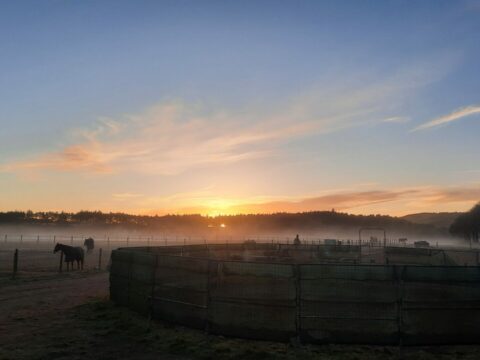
[
  {"xmin": 209, "ymin": 261, "xmax": 296, "ymax": 341},
  {"xmin": 108, "ymin": 246, "xmax": 480, "ymax": 345}
]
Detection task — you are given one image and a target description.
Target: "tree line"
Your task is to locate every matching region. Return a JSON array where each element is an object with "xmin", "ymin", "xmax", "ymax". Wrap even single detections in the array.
[{"xmin": 0, "ymin": 210, "xmax": 448, "ymax": 238}]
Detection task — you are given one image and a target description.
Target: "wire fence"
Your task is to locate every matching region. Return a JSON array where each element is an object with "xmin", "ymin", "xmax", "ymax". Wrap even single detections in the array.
[
  {"xmin": 2, "ymin": 233, "xmax": 476, "ymax": 250},
  {"xmin": 0, "ymin": 247, "xmax": 107, "ymax": 279},
  {"xmin": 1, "ymin": 233, "xmax": 478, "ymax": 279}
]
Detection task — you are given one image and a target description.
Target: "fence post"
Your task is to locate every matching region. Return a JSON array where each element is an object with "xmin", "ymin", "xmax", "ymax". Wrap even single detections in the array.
[
  {"xmin": 12, "ymin": 249, "xmax": 18, "ymax": 279},
  {"xmin": 4, "ymin": 234, "xmax": 7, "ymax": 243},
  {"xmin": 127, "ymin": 237, "xmax": 129, "ymax": 247},
  {"xmin": 70, "ymin": 236, "xmax": 73, "ymax": 245},
  {"xmin": 98, "ymin": 248, "xmax": 103, "ymax": 270},
  {"xmin": 20, "ymin": 235, "xmax": 23, "ymax": 244},
  {"xmin": 53, "ymin": 235, "xmax": 56, "ymax": 244},
  {"xmin": 396, "ymin": 265, "xmax": 405, "ymax": 349},
  {"xmin": 37, "ymin": 235, "xmax": 40, "ymax": 245},
  {"xmin": 205, "ymin": 260, "xmax": 215, "ymax": 333},
  {"xmin": 59, "ymin": 251, "xmax": 64, "ymax": 273},
  {"xmin": 294, "ymin": 263, "xmax": 302, "ymax": 344}
]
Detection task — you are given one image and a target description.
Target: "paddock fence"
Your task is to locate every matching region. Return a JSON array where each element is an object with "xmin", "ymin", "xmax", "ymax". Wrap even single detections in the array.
[{"xmin": 110, "ymin": 244, "xmax": 480, "ymax": 345}]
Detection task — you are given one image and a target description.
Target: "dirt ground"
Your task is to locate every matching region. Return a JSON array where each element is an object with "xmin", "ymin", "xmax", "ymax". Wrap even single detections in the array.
[{"xmin": 1, "ymin": 272, "xmax": 480, "ymax": 360}]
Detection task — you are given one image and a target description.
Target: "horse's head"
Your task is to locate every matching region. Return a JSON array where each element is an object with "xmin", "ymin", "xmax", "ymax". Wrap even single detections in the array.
[{"xmin": 54, "ymin": 243, "xmax": 62, "ymax": 253}]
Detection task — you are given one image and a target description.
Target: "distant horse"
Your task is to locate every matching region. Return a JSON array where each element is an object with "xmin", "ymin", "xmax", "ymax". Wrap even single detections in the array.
[
  {"xmin": 84, "ymin": 237, "xmax": 95, "ymax": 254},
  {"xmin": 54, "ymin": 243, "xmax": 84, "ymax": 270}
]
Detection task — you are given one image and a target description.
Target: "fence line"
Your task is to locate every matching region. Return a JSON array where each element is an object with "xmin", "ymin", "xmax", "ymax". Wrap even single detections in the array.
[
  {"xmin": 1, "ymin": 247, "xmax": 106, "ymax": 277},
  {"xmin": 1, "ymin": 233, "xmax": 477, "ymax": 251},
  {"xmin": 2, "ymin": 238, "xmax": 478, "ymax": 279},
  {"xmin": 111, "ymin": 245, "xmax": 480, "ymax": 345}
]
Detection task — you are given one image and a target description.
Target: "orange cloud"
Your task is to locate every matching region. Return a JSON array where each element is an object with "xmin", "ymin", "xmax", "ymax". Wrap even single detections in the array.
[
  {"xmin": 138, "ymin": 184, "xmax": 480, "ymax": 217},
  {"xmin": 1, "ymin": 63, "xmax": 441, "ymax": 177}
]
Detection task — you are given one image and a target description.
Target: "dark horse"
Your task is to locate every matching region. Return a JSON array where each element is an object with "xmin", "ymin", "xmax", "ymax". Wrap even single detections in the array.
[
  {"xmin": 84, "ymin": 237, "xmax": 95, "ymax": 254},
  {"xmin": 54, "ymin": 243, "xmax": 84, "ymax": 270}
]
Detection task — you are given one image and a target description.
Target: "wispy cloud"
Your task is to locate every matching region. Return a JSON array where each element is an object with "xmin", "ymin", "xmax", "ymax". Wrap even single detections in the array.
[
  {"xmin": 137, "ymin": 184, "xmax": 480, "ymax": 216},
  {"xmin": 382, "ymin": 116, "xmax": 409, "ymax": 123},
  {"xmin": 412, "ymin": 105, "xmax": 480, "ymax": 131},
  {"xmin": 1, "ymin": 61, "xmax": 450, "ymax": 176}
]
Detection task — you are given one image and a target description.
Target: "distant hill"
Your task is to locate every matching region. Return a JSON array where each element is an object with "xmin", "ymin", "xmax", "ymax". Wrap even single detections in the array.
[{"xmin": 401, "ymin": 212, "xmax": 461, "ymax": 229}]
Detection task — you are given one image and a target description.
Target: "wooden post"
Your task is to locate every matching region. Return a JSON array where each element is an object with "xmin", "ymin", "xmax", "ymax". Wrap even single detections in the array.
[
  {"xmin": 98, "ymin": 248, "xmax": 103, "ymax": 270},
  {"xmin": 12, "ymin": 249, "xmax": 18, "ymax": 279},
  {"xmin": 59, "ymin": 251, "xmax": 64, "ymax": 273},
  {"xmin": 4, "ymin": 234, "xmax": 7, "ymax": 243},
  {"xmin": 53, "ymin": 235, "xmax": 56, "ymax": 244},
  {"xmin": 70, "ymin": 236, "xmax": 73, "ymax": 245}
]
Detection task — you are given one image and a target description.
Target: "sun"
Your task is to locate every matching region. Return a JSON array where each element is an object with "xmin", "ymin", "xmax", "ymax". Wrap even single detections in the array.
[{"xmin": 204, "ymin": 198, "xmax": 239, "ymax": 217}]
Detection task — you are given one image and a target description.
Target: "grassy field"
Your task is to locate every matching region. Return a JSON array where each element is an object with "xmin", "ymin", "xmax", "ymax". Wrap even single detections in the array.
[{"xmin": 3, "ymin": 298, "xmax": 480, "ymax": 360}]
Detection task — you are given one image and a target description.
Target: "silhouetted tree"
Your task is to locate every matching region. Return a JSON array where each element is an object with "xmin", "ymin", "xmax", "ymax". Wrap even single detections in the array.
[{"xmin": 450, "ymin": 203, "xmax": 480, "ymax": 243}]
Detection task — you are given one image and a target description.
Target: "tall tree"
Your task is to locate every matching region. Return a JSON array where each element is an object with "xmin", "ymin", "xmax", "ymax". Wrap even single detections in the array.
[{"xmin": 450, "ymin": 203, "xmax": 480, "ymax": 243}]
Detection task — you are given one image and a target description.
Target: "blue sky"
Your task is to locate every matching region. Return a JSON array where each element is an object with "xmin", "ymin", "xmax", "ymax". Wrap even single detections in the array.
[{"xmin": 1, "ymin": 0, "xmax": 480, "ymax": 215}]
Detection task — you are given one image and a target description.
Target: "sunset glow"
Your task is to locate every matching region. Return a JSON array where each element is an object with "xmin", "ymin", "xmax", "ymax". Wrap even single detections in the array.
[{"xmin": 1, "ymin": 1, "xmax": 479, "ymax": 216}]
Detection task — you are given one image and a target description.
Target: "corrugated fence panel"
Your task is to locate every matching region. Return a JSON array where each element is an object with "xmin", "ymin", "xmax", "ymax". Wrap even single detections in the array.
[
  {"xmin": 209, "ymin": 261, "xmax": 296, "ymax": 341},
  {"xmin": 385, "ymin": 248, "xmax": 447, "ymax": 266},
  {"xmin": 109, "ymin": 250, "xmax": 133, "ymax": 305},
  {"xmin": 444, "ymin": 250, "xmax": 480, "ymax": 266},
  {"xmin": 402, "ymin": 266, "xmax": 480, "ymax": 345},
  {"xmin": 301, "ymin": 264, "xmax": 397, "ymax": 281},
  {"xmin": 110, "ymin": 275, "xmax": 130, "ymax": 306},
  {"xmin": 128, "ymin": 252, "xmax": 157, "ymax": 315},
  {"xmin": 153, "ymin": 255, "xmax": 209, "ymax": 329},
  {"xmin": 109, "ymin": 246, "xmax": 480, "ymax": 345},
  {"xmin": 300, "ymin": 264, "xmax": 399, "ymax": 344}
]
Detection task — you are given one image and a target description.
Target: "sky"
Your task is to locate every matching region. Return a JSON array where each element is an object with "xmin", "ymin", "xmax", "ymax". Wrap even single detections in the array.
[{"xmin": 1, "ymin": 0, "xmax": 480, "ymax": 216}]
